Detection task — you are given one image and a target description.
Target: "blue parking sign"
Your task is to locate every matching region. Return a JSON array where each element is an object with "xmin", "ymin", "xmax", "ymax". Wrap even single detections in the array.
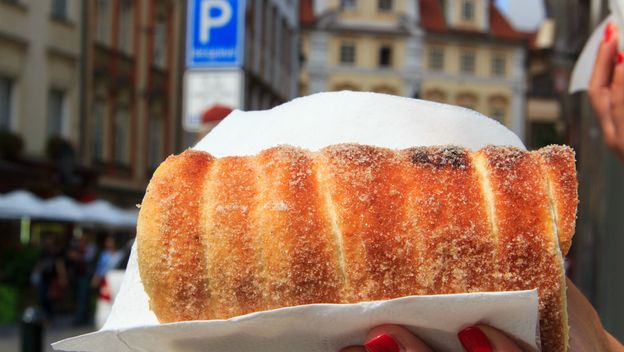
[{"xmin": 186, "ymin": 0, "xmax": 245, "ymax": 68}]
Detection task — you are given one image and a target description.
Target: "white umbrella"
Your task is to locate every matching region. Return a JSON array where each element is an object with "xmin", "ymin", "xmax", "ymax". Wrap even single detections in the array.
[
  {"xmin": 117, "ymin": 208, "xmax": 139, "ymax": 227},
  {"xmin": 39, "ymin": 195, "xmax": 85, "ymax": 222},
  {"xmin": 82, "ymin": 200, "xmax": 136, "ymax": 227},
  {"xmin": 0, "ymin": 189, "xmax": 43, "ymax": 219}
]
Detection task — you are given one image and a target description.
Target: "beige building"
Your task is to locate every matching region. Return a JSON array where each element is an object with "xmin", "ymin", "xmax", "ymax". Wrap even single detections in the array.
[
  {"xmin": 419, "ymin": 0, "xmax": 531, "ymax": 138},
  {"xmin": 300, "ymin": 0, "xmax": 423, "ymax": 97},
  {"xmin": 0, "ymin": 0, "xmax": 184, "ymax": 206},
  {"xmin": 300, "ymin": 0, "xmax": 533, "ymax": 139},
  {"xmin": 1, "ymin": 0, "xmax": 299, "ymax": 205},
  {"xmin": 0, "ymin": 0, "xmax": 82, "ymax": 154}
]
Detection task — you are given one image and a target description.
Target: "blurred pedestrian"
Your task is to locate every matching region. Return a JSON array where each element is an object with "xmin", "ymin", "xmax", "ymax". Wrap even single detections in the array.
[
  {"xmin": 32, "ymin": 235, "xmax": 68, "ymax": 322},
  {"xmin": 67, "ymin": 233, "xmax": 97, "ymax": 326},
  {"xmin": 91, "ymin": 236, "xmax": 123, "ymax": 288},
  {"xmin": 588, "ymin": 21, "xmax": 624, "ymax": 162}
]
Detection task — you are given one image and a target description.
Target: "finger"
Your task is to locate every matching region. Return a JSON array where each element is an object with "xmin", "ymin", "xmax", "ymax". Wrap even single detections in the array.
[
  {"xmin": 365, "ymin": 325, "xmax": 433, "ymax": 352},
  {"xmin": 589, "ymin": 25, "xmax": 619, "ymax": 144},
  {"xmin": 605, "ymin": 52, "xmax": 624, "ymax": 150},
  {"xmin": 610, "ymin": 53, "xmax": 624, "ymax": 142},
  {"xmin": 470, "ymin": 325, "xmax": 522, "ymax": 352},
  {"xmin": 590, "ymin": 85, "xmax": 617, "ymax": 146},
  {"xmin": 589, "ymin": 22, "xmax": 619, "ymax": 91}
]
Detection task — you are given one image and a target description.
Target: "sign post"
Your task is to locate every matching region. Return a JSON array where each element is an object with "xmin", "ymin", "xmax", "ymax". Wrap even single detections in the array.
[
  {"xmin": 183, "ymin": 70, "xmax": 244, "ymax": 132},
  {"xmin": 186, "ymin": 0, "xmax": 245, "ymax": 68},
  {"xmin": 184, "ymin": 0, "xmax": 245, "ymax": 132}
]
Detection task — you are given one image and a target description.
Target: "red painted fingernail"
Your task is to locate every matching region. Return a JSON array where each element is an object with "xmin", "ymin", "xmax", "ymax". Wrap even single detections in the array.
[
  {"xmin": 604, "ymin": 22, "xmax": 616, "ymax": 42},
  {"xmin": 364, "ymin": 334, "xmax": 400, "ymax": 352},
  {"xmin": 618, "ymin": 52, "xmax": 624, "ymax": 64},
  {"xmin": 458, "ymin": 326, "xmax": 492, "ymax": 352}
]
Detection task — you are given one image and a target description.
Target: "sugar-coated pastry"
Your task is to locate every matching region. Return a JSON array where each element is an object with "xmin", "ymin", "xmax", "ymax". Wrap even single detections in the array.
[{"xmin": 137, "ymin": 144, "xmax": 577, "ymax": 352}]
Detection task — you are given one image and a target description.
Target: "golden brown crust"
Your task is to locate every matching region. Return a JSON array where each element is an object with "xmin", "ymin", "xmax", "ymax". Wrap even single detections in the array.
[
  {"xmin": 536, "ymin": 145, "xmax": 578, "ymax": 256},
  {"xmin": 255, "ymin": 147, "xmax": 344, "ymax": 307},
  {"xmin": 400, "ymin": 147, "xmax": 498, "ymax": 295},
  {"xmin": 202, "ymin": 156, "xmax": 265, "ymax": 318},
  {"xmin": 319, "ymin": 145, "xmax": 423, "ymax": 300},
  {"xmin": 137, "ymin": 144, "xmax": 578, "ymax": 351},
  {"xmin": 137, "ymin": 150, "xmax": 214, "ymax": 322},
  {"xmin": 477, "ymin": 146, "xmax": 567, "ymax": 352}
]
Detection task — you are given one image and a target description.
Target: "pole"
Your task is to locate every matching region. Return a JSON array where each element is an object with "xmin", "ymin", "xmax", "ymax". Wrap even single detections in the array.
[{"xmin": 20, "ymin": 306, "xmax": 43, "ymax": 352}]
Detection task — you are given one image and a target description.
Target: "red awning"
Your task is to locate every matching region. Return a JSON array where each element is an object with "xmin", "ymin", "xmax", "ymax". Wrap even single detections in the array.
[{"xmin": 201, "ymin": 104, "xmax": 233, "ymax": 123}]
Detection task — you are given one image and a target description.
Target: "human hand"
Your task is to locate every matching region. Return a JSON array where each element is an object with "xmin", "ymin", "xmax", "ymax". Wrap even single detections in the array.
[
  {"xmin": 588, "ymin": 22, "xmax": 624, "ymax": 162},
  {"xmin": 339, "ymin": 278, "xmax": 624, "ymax": 352},
  {"xmin": 566, "ymin": 278, "xmax": 623, "ymax": 351},
  {"xmin": 339, "ymin": 324, "xmax": 522, "ymax": 352}
]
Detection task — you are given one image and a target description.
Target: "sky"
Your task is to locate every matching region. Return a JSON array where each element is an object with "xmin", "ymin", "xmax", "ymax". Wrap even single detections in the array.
[{"xmin": 495, "ymin": 0, "xmax": 546, "ymax": 32}]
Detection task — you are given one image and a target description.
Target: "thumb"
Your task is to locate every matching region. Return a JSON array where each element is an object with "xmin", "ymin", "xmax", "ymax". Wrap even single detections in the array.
[{"xmin": 458, "ymin": 325, "xmax": 522, "ymax": 352}]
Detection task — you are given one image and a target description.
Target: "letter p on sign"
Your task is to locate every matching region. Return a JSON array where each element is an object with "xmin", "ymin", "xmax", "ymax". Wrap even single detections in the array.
[{"xmin": 200, "ymin": 0, "xmax": 232, "ymax": 44}]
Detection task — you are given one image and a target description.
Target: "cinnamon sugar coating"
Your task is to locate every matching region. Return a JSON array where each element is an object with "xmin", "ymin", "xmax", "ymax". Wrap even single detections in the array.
[{"xmin": 137, "ymin": 144, "xmax": 577, "ymax": 352}]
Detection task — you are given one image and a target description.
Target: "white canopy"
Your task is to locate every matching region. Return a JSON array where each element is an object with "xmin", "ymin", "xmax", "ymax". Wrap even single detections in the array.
[
  {"xmin": 82, "ymin": 200, "xmax": 138, "ymax": 228},
  {"xmin": 0, "ymin": 189, "xmax": 43, "ymax": 218},
  {"xmin": 39, "ymin": 195, "xmax": 86, "ymax": 222},
  {"xmin": 0, "ymin": 190, "xmax": 137, "ymax": 227}
]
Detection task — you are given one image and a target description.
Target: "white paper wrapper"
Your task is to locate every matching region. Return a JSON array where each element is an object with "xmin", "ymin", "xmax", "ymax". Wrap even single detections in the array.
[{"xmin": 54, "ymin": 92, "xmax": 541, "ymax": 352}]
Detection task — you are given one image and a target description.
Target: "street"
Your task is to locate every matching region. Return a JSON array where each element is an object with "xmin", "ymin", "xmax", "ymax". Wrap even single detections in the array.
[{"xmin": 0, "ymin": 318, "xmax": 94, "ymax": 352}]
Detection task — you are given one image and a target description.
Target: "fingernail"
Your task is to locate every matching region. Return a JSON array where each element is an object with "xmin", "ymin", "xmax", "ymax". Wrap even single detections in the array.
[
  {"xmin": 365, "ymin": 334, "xmax": 400, "ymax": 352},
  {"xmin": 604, "ymin": 22, "xmax": 616, "ymax": 42},
  {"xmin": 618, "ymin": 52, "xmax": 624, "ymax": 64},
  {"xmin": 458, "ymin": 326, "xmax": 492, "ymax": 352}
]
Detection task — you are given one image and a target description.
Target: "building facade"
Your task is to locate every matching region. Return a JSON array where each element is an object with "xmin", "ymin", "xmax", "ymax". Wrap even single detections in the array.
[
  {"xmin": 82, "ymin": 0, "xmax": 184, "ymax": 206},
  {"xmin": 0, "ymin": 0, "xmax": 300, "ymax": 206},
  {"xmin": 300, "ymin": 0, "xmax": 423, "ymax": 97},
  {"xmin": 0, "ymin": 0, "xmax": 82, "ymax": 155},
  {"xmin": 0, "ymin": 0, "xmax": 184, "ymax": 206},
  {"xmin": 418, "ymin": 0, "xmax": 531, "ymax": 139},
  {"xmin": 243, "ymin": 0, "xmax": 299, "ymax": 110},
  {"xmin": 300, "ymin": 0, "xmax": 532, "ymax": 140}
]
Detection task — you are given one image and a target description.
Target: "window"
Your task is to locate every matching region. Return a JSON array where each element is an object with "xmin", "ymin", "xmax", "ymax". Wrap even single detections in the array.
[
  {"xmin": 340, "ymin": 0, "xmax": 356, "ymax": 11},
  {"xmin": 457, "ymin": 92, "xmax": 477, "ymax": 110},
  {"xmin": 91, "ymin": 101, "xmax": 106, "ymax": 161},
  {"xmin": 460, "ymin": 50, "xmax": 475, "ymax": 74},
  {"xmin": 429, "ymin": 47, "xmax": 444, "ymax": 71},
  {"xmin": 153, "ymin": 15, "xmax": 167, "ymax": 68},
  {"xmin": 489, "ymin": 96, "xmax": 508, "ymax": 124},
  {"xmin": 531, "ymin": 73, "xmax": 552, "ymax": 97},
  {"xmin": 47, "ymin": 89, "xmax": 65, "ymax": 137},
  {"xmin": 424, "ymin": 89, "xmax": 447, "ymax": 103},
  {"xmin": 339, "ymin": 42, "xmax": 356, "ymax": 64},
  {"xmin": 378, "ymin": 45, "xmax": 392, "ymax": 67},
  {"xmin": 491, "ymin": 53, "xmax": 506, "ymax": 76},
  {"xmin": 147, "ymin": 115, "xmax": 163, "ymax": 169},
  {"xmin": 51, "ymin": 0, "xmax": 68, "ymax": 20},
  {"xmin": 95, "ymin": 0, "xmax": 110, "ymax": 44},
  {"xmin": 461, "ymin": 0, "xmax": 474, "ymax": 21},
  {"xmin": 333, "ymin": 83, "xmax": 360, "ymax": 91},
  {"xmin": 490, "ymin": 107, "xmax": 505, "ymax": 123},
  {"xmin": 0, "ymin": 76, "xmax": 13, "ymax": 130},
  {"xmin": 118, "ymin": 0, "xmax": 134, "ymax": 54},
  {"xmin": 378, "ymin": 0, "xmax": 392, "ymax": 11},
  {"xmin": 372, "ymin": 85, "xmax": 397, "ymax": 95},
  {"xmin": 440, "ymin": 0, "xmax": 448, "ymax": 16},
  {"xmin": 113, "ymin": 106, "xmax": 130, "ymax": 164}
]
